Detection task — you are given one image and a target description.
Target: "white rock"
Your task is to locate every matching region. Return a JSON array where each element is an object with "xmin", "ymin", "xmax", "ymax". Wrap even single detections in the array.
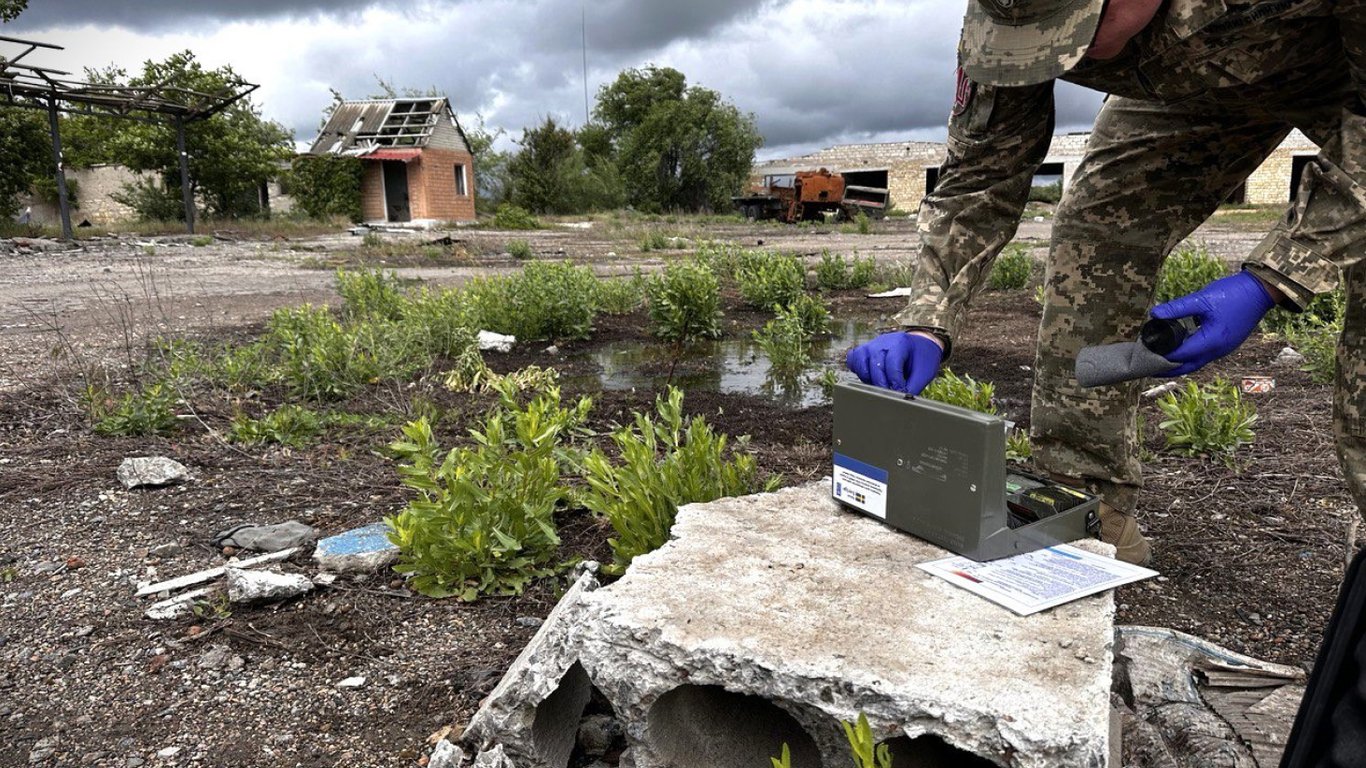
[
  {"xmin": 1275, "ymin": 346, "xmax": 1306, "ymax": 366},
  {"xmin": 428, "ymin": 740, "xmax": 466, "ymax": 768},
  {"xmin": 478, "ymin": 330, "xmax": 516, "ymax": 353},
  {"xmin": 337, "ymin": 676, "xmax": 367, "ymax": 689},
  {"xmin": 117, "ymin": 457, "xmax": 189, "ymax": 490},
  {"xmin": 156, "ymin": 746, "xmax": 181, "ymax": 758},
  {"xmin": 1142, "ymin": 381, "xmax": 1181, "ymax": 399},
  {"xmin": 225, "ymin": 568, "xmax": 314, "ymax": 604}
]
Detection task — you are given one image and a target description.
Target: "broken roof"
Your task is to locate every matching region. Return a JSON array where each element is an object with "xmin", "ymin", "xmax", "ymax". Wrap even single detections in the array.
[{"xmin": 308, "ymin": 96, "xmax": 469, "ymax": 157}]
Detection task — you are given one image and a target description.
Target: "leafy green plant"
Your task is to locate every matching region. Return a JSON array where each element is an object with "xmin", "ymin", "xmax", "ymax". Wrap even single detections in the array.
[
  {"xmin": 855, "ymin": 210, "xmax": 872, "ymax": 235},
  {"xmin": 648, "ymin": 260, "xmax": 723, "ymax": 342},
  {"xmin": 86, "ymin": 382, "xmax": 179, "ymax": 436},
  {"xmin": 580, "ymin": 388, "xmax": 777, "ymax": 574},
  {"xmin": 191, "ymin": 235, "xmax": 214, "ymax": 248},
  {"xmin": 813, "ymin": 367, "xmax": 840, "ymax": 398},
  {"xmin": 1285, "ymin": 316, "xmax": 1340, "ymax": 384},
  {"xmin": 988, "ymin": 246, "xmax": 1032, "ymax": 291},
  {"xmin": 229, "ymin": 405, "xmax": 323, "ymax": 447},
  {"xmin": 754, "ymin": 303, "xmax": 812, "ymax": 374},
  {"xmin": 1007, "ymin": 429, "xmax": 1032, "ymax": 462},
  {"xmin": 387, "ymin": 386, "xmax": 592, "ymax": 600},
  {"xmin": 287, "ymin": 154, "xmax": 363, "ymax": 222},
  {"xmin": 265, "ymin": 305, "xmax": 423, "ymax": 401},
  {"xmin": 639, "ymin": 230, "xmax": 669, "ymax": 252},
  {"xmin": 595, "ymin": 273, "xmax": 647, "ymax": 316},
  {"xmin": 399, "ymin": 287, "xmax": 480, "ymax": 358},
  {"xmin": 507, "ymin": 239, "xmax": 533, "ymax": 260},
  {"xmin": 336, "ymin": 268, "xmax": 405, "ymax": 321},
  {"xmin": 770, "ymin": 744, "xmax": 791, "ymax": 768},
  {"xmin": 787, "ymin": 293, "xmax": 831, "ymax": 336},
  {"xmin": 737, "ymin": 251, "xmax": 805, "ymax": 309},
  {"xmin": 844, "ymin": 714, "xmax": 893, "ymax": 768},
  {"xmin": 1157, "ymin": 379, "xmax": 1258, "ymax": 462},
  {"xmin": 815, "ymin": 251, "xmax": 876, "ymax": 291},
  {"xmin": 1029, "ymin": 180, "xmax": 1063, "ymax": 204},
  {"xmin": 491, "ymin": 203, "xmax": 540, "ymax": 230},
  {"xmin": 1156, "ymin": 243, "xmax": 1228, "ymax": 304},
  {"xmin": 921, "ymin": 368, "xmax": 997, "ymax": 415},
  {"xmin": 1264, "ymin": 287, "xmax": 1344, "ymax": 335},
  {"xmin": 694, "ymin": 241, "xmax": 744, "ymax": 279},
  {"xmin": 463, "ymin": 261, "xmax": 599, "ymax": 341}
]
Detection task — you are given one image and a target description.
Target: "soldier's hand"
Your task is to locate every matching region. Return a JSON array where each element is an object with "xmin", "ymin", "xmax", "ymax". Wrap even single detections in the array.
[
  {"xmin": 846, "ymin": 331, "xmax": 944, "ymax": 396},
  {"xmin": 1151, "ymin": 271, "xmax": 1276, "ymax": 377}
]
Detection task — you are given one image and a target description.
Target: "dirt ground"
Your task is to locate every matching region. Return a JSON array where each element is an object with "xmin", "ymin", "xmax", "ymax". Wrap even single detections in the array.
[{"xmin": 0, "ymin": 212, "xmax": 1352, "ymax": 767}]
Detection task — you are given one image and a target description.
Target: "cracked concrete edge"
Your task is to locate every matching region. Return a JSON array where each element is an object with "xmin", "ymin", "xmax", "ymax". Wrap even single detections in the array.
[{"xmin": 461, "ymin": 570, "xmax": 600, "ymax": 758}]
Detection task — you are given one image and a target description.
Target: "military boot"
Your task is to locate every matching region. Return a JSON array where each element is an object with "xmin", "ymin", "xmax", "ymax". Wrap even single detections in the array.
[{"xmin": 1098, "ymin": 502, "xmax": 1151, "ymax": 566}]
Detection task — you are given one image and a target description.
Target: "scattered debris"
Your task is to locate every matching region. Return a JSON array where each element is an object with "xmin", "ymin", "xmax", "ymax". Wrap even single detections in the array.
[
  {"xmin": 1242, "ymin": 376, "xmax": 1276, "ymax": 395},
  {"xmin": 135, "ymin": 548, "xmax": 301, "ymax": 597},
  {"xmin": 225, "ymin": 567, "xmax": 315, "ymax": 604},
  {"xmin": 478, "ymin": 331, "xmax": 516, "ymax": 353},
  {"xmin": 149, "ymin": 543, "xmax": 183, "ymax": 559},
  {"xmin": 144, "ymin": 587, "xmax": 216, "ymax": 621},
  {"xmin": 156, "ymin": 746, "xmax": 182, "ymax": 759},
  {"xmin": 1142, "ymin": 381, "xmax": 1181, "ymax": 399},
  {"xmin": 28, "ymin": 735, "xmax": 57, "ymax": 763},
  {"xmin": 1275, "ymin": 346, "xmax": 1307, "ymax": 367},
  {"xmin": 543, "ymin": 345, "xmax": 560, "ymax": 356},
  {"xmin": 117, "ymin": 457, "xmax": 190, "ymax": 490},
  {"xmin": 866, "ymin": 287, "xmax": 913, "ymax": 298},
  {"xmin": 337, "ymin": 676, "xmax": 367, "ymax": 689},
  {"xmin": 428, "ymin": 740, "xmax": 465, "ymax": 768},
  {"xmin": 213, "ymin": 521, "xmax": 318, "ymax": 553},
  {"xmin": 313, "ymin": 524, "xmax": 399, "ymax": 574}
]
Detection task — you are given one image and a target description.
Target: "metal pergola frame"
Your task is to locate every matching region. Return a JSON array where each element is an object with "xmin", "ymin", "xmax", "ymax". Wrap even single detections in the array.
[{"xmin": 0, "ymin": 34, "xmax": 260, "ymax": 239}]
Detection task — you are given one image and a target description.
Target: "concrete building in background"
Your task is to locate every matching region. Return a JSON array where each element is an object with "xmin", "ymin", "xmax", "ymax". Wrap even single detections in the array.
[
  {"xmin": 308, "ymin": 96, "xmax": 476, "ymax": 227},
  {"xmin": 754, "ymin": 129, "xmax": 1319, "ymax": 215}
]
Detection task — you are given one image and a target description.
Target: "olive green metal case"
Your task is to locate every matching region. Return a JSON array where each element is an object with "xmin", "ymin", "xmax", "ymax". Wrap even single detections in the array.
[{"xmin": 831, "ymin": 382, "xmax": 1100, "ymax": 561}]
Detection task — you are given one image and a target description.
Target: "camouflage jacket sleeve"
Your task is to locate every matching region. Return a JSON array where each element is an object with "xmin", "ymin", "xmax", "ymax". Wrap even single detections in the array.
[
  {"xmin": 893, "ymin": 76, "xmax": 1054, "ymax": 351},
  {"xmin": 1245, "ymin": 1, "xmax": 1366, "ymax": 308}
]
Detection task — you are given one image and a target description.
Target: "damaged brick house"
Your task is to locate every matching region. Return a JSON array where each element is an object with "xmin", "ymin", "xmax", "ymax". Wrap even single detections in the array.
[{"xmin": 308, "ymin": 97, "xmax": 476, "ymax": 225}]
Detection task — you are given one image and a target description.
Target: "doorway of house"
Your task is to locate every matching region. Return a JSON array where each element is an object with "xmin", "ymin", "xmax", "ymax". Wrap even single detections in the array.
[{"xmin": 383, "ymin": 161, "xmax": 411, "ymax": 222}]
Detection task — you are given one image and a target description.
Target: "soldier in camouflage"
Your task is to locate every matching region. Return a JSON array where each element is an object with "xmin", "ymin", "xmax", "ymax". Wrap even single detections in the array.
[{"xmin": 846, "ymin": 0, "xmax": 1366, "ymax": 564}]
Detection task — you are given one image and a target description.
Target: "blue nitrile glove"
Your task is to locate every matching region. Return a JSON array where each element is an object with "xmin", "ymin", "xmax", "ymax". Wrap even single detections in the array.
[
  {"xmin": 846, "ymin": 331, "xmax": 944, "ymax": 395},
  {"xmin": 1150, "ymin": 270, "xmax": 1276, "ymax": 377}
]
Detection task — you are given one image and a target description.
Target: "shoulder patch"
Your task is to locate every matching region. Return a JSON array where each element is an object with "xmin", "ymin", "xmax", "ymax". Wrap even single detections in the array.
[{"xmin": 953, "ymin": 66, "xmax": 976, "ymax": 116}]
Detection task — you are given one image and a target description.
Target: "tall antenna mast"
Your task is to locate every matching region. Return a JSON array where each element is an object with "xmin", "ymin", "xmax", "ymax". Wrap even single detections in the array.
[{"xmin": 581, "ymin": 3, "xmax": 590, "ymax": 124}]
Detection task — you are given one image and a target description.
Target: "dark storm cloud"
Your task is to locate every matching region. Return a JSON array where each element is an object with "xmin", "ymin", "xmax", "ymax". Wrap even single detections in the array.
[{"xmin": 5, "ymin": 0, "xmax": 378, "ymax": 30}]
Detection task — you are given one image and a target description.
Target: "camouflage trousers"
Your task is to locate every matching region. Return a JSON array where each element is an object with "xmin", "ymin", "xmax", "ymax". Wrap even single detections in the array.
[{"xmin": 1031, "ymin": 93, "xmax": 1366, "ymax": 515}]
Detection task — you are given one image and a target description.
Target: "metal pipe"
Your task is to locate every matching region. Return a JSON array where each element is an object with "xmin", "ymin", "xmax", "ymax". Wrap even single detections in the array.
[
  {"xmin": 47, "ymin": 95, "xmax": 72, "ymax": 241},
  {"xmin": 176, "ymin": 115, "xmax": 194, "ymax": 234}
]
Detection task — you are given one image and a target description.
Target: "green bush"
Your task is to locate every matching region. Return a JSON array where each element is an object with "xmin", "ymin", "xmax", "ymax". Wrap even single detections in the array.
[
  {"xmin": 507, "ymin": 239, "xmax": 533, "ymax": 260},
  {"xmin": 815, "ymin": 251, "xmax": 877, "ymax": 291},
  {"xmin": 229, "ymin": 405, "xmax": 322, "ymax": 447},
  {"xmin": 988, "ymin": 246, "xmax": 1032, "ymax": 291},
  {"xmin": 1264, "ymin": 286, "xmax": 1345, "ymax": 335},
  {"xmin": 1029, "ymin": 180, "xmax": 1063, "ymax": 204},
  {"xmin": 737, "ymin": 251, "xmax": 805, "ymax": 309},
  {"xmin": 336, "ymin": 268, "xmax": 405, "ymax": 321},
  {"xmin": 111, "ymin": 177, "xmax": 186, "ymax": 222},
  {"xmin": 1157, "ymin": 244, "xmax": 1228, "ymax": 304},
  {"xmin": 86, "ymin": 382, "xmax": 180, "ymax": 436},
  {"xmin": 387, "ymin": 386, "xmax": 592, "ymax": 600},
  {"xmin": 787, "ymin": 293, "xmax": 831, "ymax": 336},
  {"xmin": 1157, "ymin": 379, "xmax": 1257, "ymax": 462},
  {"xmin": 264, "ymin": 305, "xmax": 423, "ymax": 401},
  {"xmin": 595, "ymin": 273, "xmax": 647, "ymax": 316},
  {"xmin": 855, "ymin": 211, "xmax": 872, "ymax": 235},
  {"xmin": 753, "ymin": 303, "xmax": 812, "ymax": 373},
  {"xmin": 694, "ymin": 241, "xmax": 744, "ymax": 280},
  {"xmin": 1007, "ymin": 429, "xmax": 1032, "ymax": 462},
  {"xmin": 580, "ymin": 388, "xmax": 776, "ymax": 574},
  {"xmin": 1285, "ymin": 316, "xmax": 1341, "ymax": 384},
  {"xmin": 921, "ymin": 368, "xmax": 997, "ymax": 414},
  {"xmin": 464, "ymin": 260, "xmax": 599, "ymax": 341},
  {"xmin": 287, "ymin": 155, "xmax": 362, "ymax": 222},
  {"xmin": 639, "ymin": 231, "xmax": 669, "ymax": 252},
  {"xmin": 648, "ymin": 260, "xmax": 723, "ymax": 342},
  {"xmin": 399, "ymin": 287, "xmax": 481, "ymax": 358},
  {"xmin": 491, "ymin": 203, "xmax": 540, "ymax": 230}
]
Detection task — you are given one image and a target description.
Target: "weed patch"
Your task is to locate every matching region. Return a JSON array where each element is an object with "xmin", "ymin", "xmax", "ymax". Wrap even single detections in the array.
[
  {"xmin": 1157, "ymin": 379, "xmax": 1257, "ymax": 463},
  {"xmin": 648, "ymin": 261, "xmax": 723, "ymax": 342}
]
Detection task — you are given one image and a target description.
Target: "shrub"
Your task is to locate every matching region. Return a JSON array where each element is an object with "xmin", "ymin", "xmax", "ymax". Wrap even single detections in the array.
[
  {"xmin": 1157, "ymin": 379, "xmax": 1257, "ymax": 462},
  {"xmin": 787, "ymin": 293, "xmax": 831, "ymax": 336},
  {"xmin": 386, "ymin": 386, "xmax": 592, "ymax": 600},
  {"xmin": 580, "ymin": 388, "xmax": 776, "ymax": 574},
  {"xmin": 464, "ymin": 260, "xmax": 599, "ymax": 341},
  {"xmin": 491, "ymin": 203, "xmax": 540, "ymax": 230},
  {"xmin": 229, "ymin": 405, "xmax": 322, "ymax": 447},
  {"xmin": 287, "ymin": 155, "xmax": 363, "ymax": 222},
  {"xmin": 856, "ymin": 211, "xmax": 872, "ymax": 235},
  {"xmin": 214, "ymin": 342, "xmax": 276, "ymax": 392},
  {"xmin": 693, "ymin": 241, "xmax": 744, "ymax": 279},
  {"xmin": 1029, "ymin": 180, "xmax": 1063, "ymax": 204},
  {"xmin": 921, "ymin": 368, "xmax": 997, "ymax": 414},
  {"xmin": 815, "ymin": 251, "xmax": 877, "ymax": 291},
  {"xmin": 1007, "ymin": 429, "xmax": 1032, "ymax": 462},
  {"xmin": 111, "ymin": 177, "xmax": 185, "ymax": 222},
  {"xmin": 753, "ymin": 303, "xmax": 812, "ymax": 374},
  {"xmin": 336, "ymin": 268, "xmax": 405, "ymax": 321},
  {"xmin": 1264, "ymin": 286, "xmax": 1345, "ymax": 335},
  {"xmin": 648, "ymin": 260, "xmax": 723, "ymax": 342},
  {"xmin": 265, "ymin": 305, "xmax": 423, "ymax": 401},
  {"xmin": 507, "ymin": 239, "xmax": 533, "ymax": 260},
  {"xmin": 595, "ymin": 273, "xmax": 646, "ymax": 316},
  {"xmin": 190, "ymin": 236, "xmax": 214, "ymax": 247},
  {"xmin": 86, "ymin": 382, "xmax": 179, "ymax": 436},
  {"xmin": 813, "ymin": 367, "xmax": 840, "ymax": 399},
  {"xmin": 399, "ymin": 287, "xmax": 480, "ymax": 358},
  {"xmin": 737, "ymin": 251, "xmax": 805, "ymax": 309},
  {"xmin": 1285, "ymin": 316, "xmax": 1340, "ymax": 384},
  {"xmin": 988, "ymin": 246, "xmax": 1032, "ymax": 291},
  {"xmin": 639, "ymin": 231, "xmax": 669, "ymax": 252},
  {"xmin": 1157, "ymin": 243, "xmax": 1228, "ymax": 304}
]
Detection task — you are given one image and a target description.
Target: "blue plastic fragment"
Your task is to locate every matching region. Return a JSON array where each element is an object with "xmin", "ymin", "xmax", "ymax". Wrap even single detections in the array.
[{"xmin": 316, "ymin": 523, "xmax": 397, "ymax": 558}]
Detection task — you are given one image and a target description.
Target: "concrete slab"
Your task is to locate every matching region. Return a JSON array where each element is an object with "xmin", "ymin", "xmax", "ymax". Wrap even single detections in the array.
[{"xmin": 313, "ymin": 523, "xmax": 400, "ymax": 574}]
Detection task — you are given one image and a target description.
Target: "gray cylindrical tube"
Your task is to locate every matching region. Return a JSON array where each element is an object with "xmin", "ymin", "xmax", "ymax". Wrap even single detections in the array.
[{"xmin": 1075, "ymin": 341, "xmax": 1181, "ymax": 388}]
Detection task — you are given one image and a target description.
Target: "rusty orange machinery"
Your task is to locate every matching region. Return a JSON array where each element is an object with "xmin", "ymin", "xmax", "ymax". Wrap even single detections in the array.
[{"xmin": 734, "ymin": 168, "xmax": 886, "ymax": 224}]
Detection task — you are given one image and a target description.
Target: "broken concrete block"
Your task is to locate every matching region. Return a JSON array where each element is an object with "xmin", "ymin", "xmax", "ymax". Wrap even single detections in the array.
[
  {"xmin": 467, "ymin": 482, "xmax": 1116, "ymax": 768},
  {"xmin": 461, "ymin": 571, "xmax": 599, "ymax": 767},
  {"xmin": 428, "ymin": 740, "xmax": 465, "ymax": 768},
  {"xmin": 313, "ymin": 523, "xmax": 400, "ymax": 574},
  {"xmin": 144, "ymin": 587, "xmax": 215, "ymax": 621},
  {"xmin": 214, "ymin": 521, "xmax": 318, "ymax": 553},
  {"xmin": 117, "ymin": 457, "xmax": 189, "ymax": 489},
  {"xmin": 225, "ymin": 567, "xmax": 314, "ymax": 604},
  {"xmin": 1275, "ymin": 346, "xmax": 1307, "ymax": 367},
  {"xmin": 478, "ymin": 330, "xmax": 516, "ymax": 353}
]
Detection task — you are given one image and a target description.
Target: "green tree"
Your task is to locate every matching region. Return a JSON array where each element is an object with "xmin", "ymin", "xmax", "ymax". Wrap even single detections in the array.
[
  {"xmin": 0, "ymin": 0, "xmax": 26, "ymax": 22},
  {"xmin": 509, "ymin": 116, "xmax": 581, "ymax": 214},
  {"xmin": 62, "ymin": 52, "xmax": 293, "ymax": 219},
  {"xmin": 594, "ymin": 67, "xmax": 761, "ymax": 212},
  {"xmin": 0, "ymin": 106, "xmax": 49, "ymax": 217}
]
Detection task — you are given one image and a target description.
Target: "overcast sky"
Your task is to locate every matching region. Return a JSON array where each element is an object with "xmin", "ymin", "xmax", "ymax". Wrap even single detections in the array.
[{"xmin": 5, "ymin": 0, "xmax": 1105, "ymax": 160}]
